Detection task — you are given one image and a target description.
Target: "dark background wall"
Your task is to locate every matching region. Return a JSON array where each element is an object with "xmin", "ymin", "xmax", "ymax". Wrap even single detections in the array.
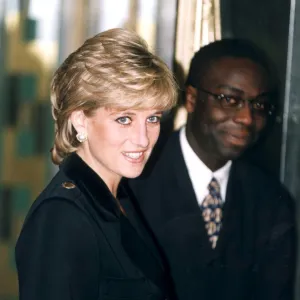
[
  {"xmin": 220, "ymin": 0, "xmax": 291, "ymax": 178},
  {"xmin": 221, "ymin": 1, "xmax": 300, "ymax": 298},
  {"xmin": 280, "ymin": 0, "xmax": 300, "ymax": 298}
]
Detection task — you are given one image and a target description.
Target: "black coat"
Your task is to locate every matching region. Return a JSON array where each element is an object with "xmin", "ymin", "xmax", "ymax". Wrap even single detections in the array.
[
  {"xmin": 15, "ymin": 153, "xmax": 171, "ymax": 300},
  {"xmin": 128, "ymin": 131, "xmax": 296, "ymax": 300}
]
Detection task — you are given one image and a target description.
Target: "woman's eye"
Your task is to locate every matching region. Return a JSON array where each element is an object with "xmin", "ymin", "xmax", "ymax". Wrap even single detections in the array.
[
  {"xmin": 116, "ymin": 116, "xmax": 131, "ymax": 125},
  {"xmin": 147, "ymin": 116, "xmax": 161, "ymax": 123}
]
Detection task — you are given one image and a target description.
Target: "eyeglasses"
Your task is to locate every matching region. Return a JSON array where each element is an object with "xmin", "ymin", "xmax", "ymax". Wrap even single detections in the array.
[{"xmin": 197, "ymin": 88, "xmax": 276, "ymax": 117}]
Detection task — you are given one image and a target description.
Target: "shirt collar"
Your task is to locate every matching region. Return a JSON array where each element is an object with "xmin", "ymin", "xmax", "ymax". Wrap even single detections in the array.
[{"xmin": 179, "ymin": 126, "xmax": 232, "ymax": 202}]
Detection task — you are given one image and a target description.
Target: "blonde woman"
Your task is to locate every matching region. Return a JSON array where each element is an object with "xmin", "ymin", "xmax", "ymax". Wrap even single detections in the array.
[{"xmin": 15, "ymin": 28, "xmax": 177, "ymax": 300}]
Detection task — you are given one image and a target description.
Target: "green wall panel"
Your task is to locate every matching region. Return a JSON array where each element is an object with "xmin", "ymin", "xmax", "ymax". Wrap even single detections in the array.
[
  {"xmin": 19, "ymin": 74, "xmax": 38, "ymax": 103},
  {"xmin": 23, "ymin": 18, "xmax": 37, "ymax": 42},
  {"xmin": 12, "ymin": 186, "xmax": 31, "ymax": 215},
  {"xmin": 16, "ymin": 129, "xmax": 36, "ymax": 157}
]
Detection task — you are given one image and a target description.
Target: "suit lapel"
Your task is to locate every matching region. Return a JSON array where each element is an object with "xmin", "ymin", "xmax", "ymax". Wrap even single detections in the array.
[
  {"xmin": 166, "ymin": 131, "xmax": 200, "ymax": 213},
  {"xmin": 160, "ymin": 132, "xmax": 219, "ymax": 263},
  {"xmin": 162, "ymin": 134, "xmax": 260, "ymax": 263},
  {"xmin": 216, "ymin": 160, "xmax": 257, "ymax": 261}
]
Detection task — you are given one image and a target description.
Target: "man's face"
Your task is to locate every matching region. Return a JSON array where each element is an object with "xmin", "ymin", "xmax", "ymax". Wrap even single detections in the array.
[{"xmin": 186, "ymin": 57, "xmax": 272, "ymax": 163}]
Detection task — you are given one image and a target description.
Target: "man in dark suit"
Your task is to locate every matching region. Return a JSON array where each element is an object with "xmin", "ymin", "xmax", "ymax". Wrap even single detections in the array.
[{"xmin": 128, "ymin": 39, "xmax": 296, "ymax": 300}]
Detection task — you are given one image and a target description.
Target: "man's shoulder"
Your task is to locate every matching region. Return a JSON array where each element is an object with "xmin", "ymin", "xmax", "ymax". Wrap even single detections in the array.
[
  {"xmin": 233, "ymin": 159, "xmax": 294, "ymax": 208},
  {"xmin": 234, "ymin": 159, "xmax": 281, "ymax": 186}
]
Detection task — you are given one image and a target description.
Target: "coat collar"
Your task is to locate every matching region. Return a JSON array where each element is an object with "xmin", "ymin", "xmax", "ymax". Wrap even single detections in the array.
[
  {"xmin": 60, "ymin": 152, "xmax": 123, "ymax": 221},
  {"xmin": 61, "ymin": 153, "xmax": 168, "ymax": 290}
]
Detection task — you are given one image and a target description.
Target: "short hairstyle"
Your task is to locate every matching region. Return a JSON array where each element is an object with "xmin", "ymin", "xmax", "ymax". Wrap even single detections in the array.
[
  {"xmin": 186, "ymin": 38, "xmax": 276, "ymax": 89},
  {"xmin": 51, "ymin": 28, "xmax": 178, "ymax": 165}
]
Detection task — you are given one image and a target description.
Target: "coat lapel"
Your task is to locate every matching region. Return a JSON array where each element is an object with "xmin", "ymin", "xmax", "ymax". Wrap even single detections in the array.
[
  {"xmin": 61, "ymin": 153, "xmax": 166, "ymax": 282},
  {"xmin": 118, "ymin": 185, "xmax": 168, "ymax": 292},
  {"xmin": 119, "ymin": 188, "xmax": 166, "ymax": 271}
]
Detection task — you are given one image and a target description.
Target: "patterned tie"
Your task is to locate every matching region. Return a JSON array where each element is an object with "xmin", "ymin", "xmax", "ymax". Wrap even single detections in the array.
[{"xmin": 200, "ymin": 177, "xmax": 223, "ymax": 249}]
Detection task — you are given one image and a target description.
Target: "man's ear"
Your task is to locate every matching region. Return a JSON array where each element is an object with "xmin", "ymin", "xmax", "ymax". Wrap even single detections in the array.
[
  {"xmin": 70, "ymin": 110, "xmax": 87, "ymax": 134},
  {"xmin": 185, "ymin": 85, "xmax": 198, "ymax": 113}
]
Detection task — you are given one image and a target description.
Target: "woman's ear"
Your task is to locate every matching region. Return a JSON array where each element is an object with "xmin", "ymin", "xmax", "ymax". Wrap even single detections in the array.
[
  {"xmin": 185, "ymin": 85, "xmax": 198, "ymax": 113},
  {"xmin": 70, "ymin": 110, "xmax": 87, "ymax": 134}
]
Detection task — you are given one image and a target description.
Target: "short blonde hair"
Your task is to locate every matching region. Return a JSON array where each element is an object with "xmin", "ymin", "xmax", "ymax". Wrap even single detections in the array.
[{"xmin": 51, "ymin": 28, "xmax": 178, "ymax": 164}]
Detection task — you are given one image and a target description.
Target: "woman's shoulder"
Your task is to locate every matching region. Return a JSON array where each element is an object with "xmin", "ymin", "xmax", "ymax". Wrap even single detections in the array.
[
  {"xmin": 39, "ymin": 169, "xmax": 82, "ymax": 203},
  {"xmin": 23, "ymin": 170, "xmax": 88, "ymax": 229},
  {"xmin": 16, "ymin": 170, "xmax": 99, "ymax": 255},
  {"xmin": 15, "ymin": 172, "xmax": 101, "ymax": 298}
]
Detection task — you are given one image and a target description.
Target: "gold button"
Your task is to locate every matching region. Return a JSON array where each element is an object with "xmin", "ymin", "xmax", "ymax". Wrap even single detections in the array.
[{"xmin": 62, "ymin": 182, "xmax": 76, "ymax": 189}]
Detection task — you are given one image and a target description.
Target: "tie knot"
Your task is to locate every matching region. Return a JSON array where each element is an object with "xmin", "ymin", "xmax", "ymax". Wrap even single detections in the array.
[{"xmin": 208, "ymin": 177, "xmax": 220, "ymax": 193}]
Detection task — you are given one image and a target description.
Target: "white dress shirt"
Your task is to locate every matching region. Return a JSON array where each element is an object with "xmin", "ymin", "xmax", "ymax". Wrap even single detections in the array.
[{"xmin": 179, "ymin": 127, "xmax": 232, "ymax": 204}]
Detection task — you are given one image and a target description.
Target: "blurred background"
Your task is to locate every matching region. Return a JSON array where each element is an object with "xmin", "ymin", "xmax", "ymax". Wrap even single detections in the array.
[{"xmin": 0, "ymin": 0, "xmax": 300, "ymax": 299}]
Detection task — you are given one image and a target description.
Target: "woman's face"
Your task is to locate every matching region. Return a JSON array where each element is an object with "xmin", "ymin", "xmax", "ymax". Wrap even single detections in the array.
[{"xmin": 72, "ymin": 107, "xmax": 162, "ymax": 185}]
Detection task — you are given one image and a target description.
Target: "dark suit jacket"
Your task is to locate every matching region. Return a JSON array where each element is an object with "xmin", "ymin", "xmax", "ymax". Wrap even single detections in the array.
[
  {"xmin": 128, "ymin": 131, "xmax": 296, "ymax": 300},
  {"xmin": 15, "ymin": 153, "xmax": 171, "ymax": 300}
]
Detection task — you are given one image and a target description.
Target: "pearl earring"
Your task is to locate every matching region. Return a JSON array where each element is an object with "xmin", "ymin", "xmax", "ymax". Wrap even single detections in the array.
[{"xmin": 76, "ymin": 132, "xmax": 87, "ymax": 143}]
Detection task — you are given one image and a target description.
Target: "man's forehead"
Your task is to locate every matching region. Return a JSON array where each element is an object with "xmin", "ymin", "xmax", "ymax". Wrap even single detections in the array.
[
  {"xmin": 199, "ymin": 57, "xmax": 270, "ymax": 87},
  {"xmin": 208, "ymin": 56, "xmax": 267, "ymax": 72}
]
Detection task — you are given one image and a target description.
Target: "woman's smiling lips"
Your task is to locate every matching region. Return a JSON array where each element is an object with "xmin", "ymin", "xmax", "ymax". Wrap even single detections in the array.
[{"xmin": 122, "ymin": 151, "xmax": 146, "ymax": 163}]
